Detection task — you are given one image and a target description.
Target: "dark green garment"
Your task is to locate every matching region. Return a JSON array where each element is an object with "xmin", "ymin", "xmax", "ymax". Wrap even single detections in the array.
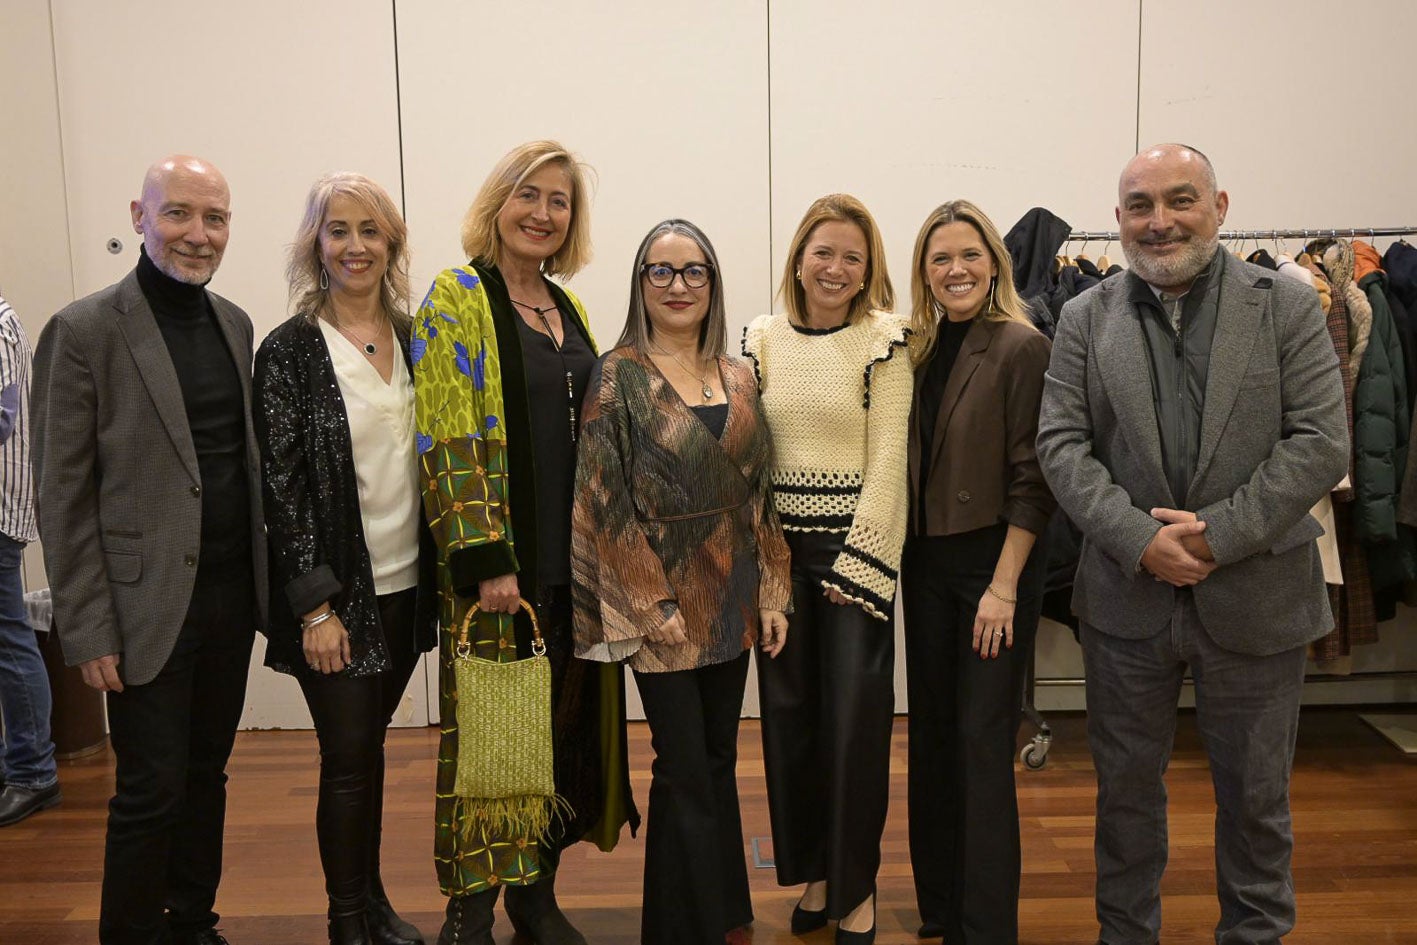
[
  {"xmin": 1354, "ymin": 269, "xmax": 1415, "ymax": 588},
  {"xmin": 1127, "ymin": 250, "xmax": 1225, "ymax": 507}
]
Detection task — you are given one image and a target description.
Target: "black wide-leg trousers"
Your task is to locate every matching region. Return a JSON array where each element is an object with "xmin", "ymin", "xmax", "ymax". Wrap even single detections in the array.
[
  {"xmin": 634, "ymin": 651, "xmax": 753, "ymax": 945},
  {"xmin": 901, "ymin": 525, "xmax": 1044, "ymax": 945},
  {"xmin": 758, "ymin": 530, "xmax": 895, "ymax": 920}
]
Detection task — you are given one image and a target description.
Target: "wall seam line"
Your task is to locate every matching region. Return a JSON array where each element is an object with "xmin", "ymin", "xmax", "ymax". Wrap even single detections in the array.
[
  {"xmin": 48, "ymin": 0, "xmax": 77, "ymax": 303},
  {"xmin": 766, "ymin": 0, "xmax": 774, "ymax": 316},
  {"xmin": 391, "ymin": 0, "xmax": 408, "ymax": 220},
  {"xmin": 1135, "ymin": 0, "xmax": 1143, "ymax": 153}
]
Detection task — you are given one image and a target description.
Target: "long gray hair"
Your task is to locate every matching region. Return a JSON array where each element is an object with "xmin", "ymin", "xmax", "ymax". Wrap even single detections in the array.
[{"xmin": 616, "ymin": 219, "xmax": 727, "ymax": 357}]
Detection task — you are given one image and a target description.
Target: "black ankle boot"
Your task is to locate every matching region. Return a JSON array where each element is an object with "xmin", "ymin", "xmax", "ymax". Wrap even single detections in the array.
[
  {"xmin": 502, "ymin": 874, "xmax": 587, "ymax": 945},
  {"xmin": 329, "ymin": 912, "xmax": 373, "ymax": 945},
  {"xmin": 367, "ymin": 875, "xmax": 424, "ymax": 945},
  {"xmin": 435, "ymin": 887, "xmax": 499, "ymax": 945}
]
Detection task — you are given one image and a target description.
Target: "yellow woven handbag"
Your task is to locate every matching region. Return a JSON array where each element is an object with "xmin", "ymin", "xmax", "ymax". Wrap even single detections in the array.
[{"xmin": 452, "ymin": 599, "xmax": 568, "ymax": 843}]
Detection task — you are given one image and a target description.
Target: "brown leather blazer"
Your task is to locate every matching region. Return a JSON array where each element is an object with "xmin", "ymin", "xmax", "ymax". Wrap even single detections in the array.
[{"xmin": 907, "ymin": 317, "xmax": 1055, "ymax": 537}]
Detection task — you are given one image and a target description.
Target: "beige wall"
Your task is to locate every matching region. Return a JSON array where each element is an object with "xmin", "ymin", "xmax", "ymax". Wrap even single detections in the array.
[{"xmin": 4, "ymin": 0, "xmax": 1416, "ymax": 725}]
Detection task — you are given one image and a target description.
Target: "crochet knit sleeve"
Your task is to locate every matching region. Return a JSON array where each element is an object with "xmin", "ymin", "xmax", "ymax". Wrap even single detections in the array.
[
  {"xmin": 741, "ymin": 315, "xmax": 770, "ymax": 390},
  {"xmin": 823, "ymin": 313, "xmax": 913, "ymax": 619}
]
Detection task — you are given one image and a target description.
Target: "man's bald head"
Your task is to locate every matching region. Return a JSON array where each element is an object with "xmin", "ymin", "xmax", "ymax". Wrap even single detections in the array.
[
  {"xmin": 130, "ymin": 154, "xmax": 231, "ymax": 285},
  {"xmin": 1121, "ymin": 143, "xmax": 1218, "ymax": 200}
]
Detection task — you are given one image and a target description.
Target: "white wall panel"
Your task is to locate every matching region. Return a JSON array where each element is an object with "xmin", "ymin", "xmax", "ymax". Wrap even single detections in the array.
[
  {"xmin": 769, "ymin": 0, "xmax": 1141, "ymax": 310},
  {"xmin": 1138, "ymin": 1, "xmax": 1417, "ymax": 234},
  {"xmin": 395, "ymin": 0, "xmax": 772, "ymax": 354},
  {"xmin": 0, "ymin": 0, "xmax": 74, "ymax": 339},
  {"xmin": 51, "ymin": 0, "xmax": 406, "ymax": 343}
]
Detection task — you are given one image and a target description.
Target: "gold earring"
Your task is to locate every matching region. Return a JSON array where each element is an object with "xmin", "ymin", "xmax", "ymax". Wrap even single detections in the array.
[
  {"xmin": 858, "ymin": 281, "xmax": 865, "ymax": 291},
  {"xmin": 795, "ymin": 268, "xmax": 802, "ymax": 280}
]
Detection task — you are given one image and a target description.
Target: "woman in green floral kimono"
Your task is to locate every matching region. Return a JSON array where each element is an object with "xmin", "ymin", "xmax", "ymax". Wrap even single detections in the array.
[{"xmin": 413, "ymin": 140, "xmax": 637, "ymax": 945}]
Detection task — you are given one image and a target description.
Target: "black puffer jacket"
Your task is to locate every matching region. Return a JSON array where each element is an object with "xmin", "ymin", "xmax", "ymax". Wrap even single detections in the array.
[{"xmin": 1004, "ymin": 207, "xmax": 1081, "ymax": 337}]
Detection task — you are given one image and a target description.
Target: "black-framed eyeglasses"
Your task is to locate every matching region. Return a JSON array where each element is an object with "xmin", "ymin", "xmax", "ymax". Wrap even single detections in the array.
[{"xmin": 641, "ymin": 262, "xmax": 714, "ymax": 289}]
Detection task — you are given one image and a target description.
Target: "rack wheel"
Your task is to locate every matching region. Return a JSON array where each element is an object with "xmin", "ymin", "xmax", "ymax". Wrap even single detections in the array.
[{"xmin": 1020, "ymin": 739, "xmax": 1050, "ymax": 770}]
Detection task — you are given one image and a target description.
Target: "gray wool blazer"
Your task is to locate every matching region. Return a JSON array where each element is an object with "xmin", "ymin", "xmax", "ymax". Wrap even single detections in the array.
[
  {"xmin": 31, "ymin": 269, "xmax": 268, "ymax": 686},
  {"xmin": 1037, "ymin": 258, "xmax": 1349, "ymax": 657}
]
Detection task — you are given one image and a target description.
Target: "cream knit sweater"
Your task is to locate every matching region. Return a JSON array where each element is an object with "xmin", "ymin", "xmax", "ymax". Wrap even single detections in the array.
[{"xmin": 743, "ymin": 309, "xmax": 913, "ymax": 620}]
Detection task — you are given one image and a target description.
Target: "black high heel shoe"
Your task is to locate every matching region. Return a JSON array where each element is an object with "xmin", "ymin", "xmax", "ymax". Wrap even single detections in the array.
[
  {"xmin": 834, "ymin": 890, "xmax": 875, "ymax": 945},
  {"xmin": 790, "ymin": 898, "xmax": 827, "ymax": 935}
]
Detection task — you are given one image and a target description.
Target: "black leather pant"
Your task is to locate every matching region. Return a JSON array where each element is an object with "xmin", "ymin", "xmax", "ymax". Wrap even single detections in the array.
[
  {"xmin": 298, "ymin": 588, "xmax": 420, "ymax": 917},
  {"xmin": 757, "ymin": 530, "xmax": 895, "ymax": 919}
]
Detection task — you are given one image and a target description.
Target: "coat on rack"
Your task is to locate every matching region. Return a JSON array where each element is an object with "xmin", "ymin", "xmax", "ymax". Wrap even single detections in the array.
[{"xmin": 1355, "ymin": 240, "xmax": 1417, "ymax": 414}]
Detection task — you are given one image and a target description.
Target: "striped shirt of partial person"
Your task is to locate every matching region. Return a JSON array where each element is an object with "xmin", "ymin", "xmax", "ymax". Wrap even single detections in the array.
[{"xmin": 0, "ymin": 295, "xmax": 37, "ymax": 545}]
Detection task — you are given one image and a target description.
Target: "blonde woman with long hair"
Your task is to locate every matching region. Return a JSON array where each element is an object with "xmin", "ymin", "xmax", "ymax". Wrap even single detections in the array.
[
  {"xmin": 745, "ymin": 194, "xmax": 912, "ymax": 945},
  {"xmin": 411, "ymin": 141, "xmax": 637, "ymax": 945},
  {"xmin": 901, "ymin": 199, "xmax": 1054, "ymax": 944}
]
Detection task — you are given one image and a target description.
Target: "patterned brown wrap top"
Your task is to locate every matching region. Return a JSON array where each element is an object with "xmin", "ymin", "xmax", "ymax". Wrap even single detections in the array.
[{"xmin": 571, "ymin": 347, "xmax": 792, "ymax": 673}]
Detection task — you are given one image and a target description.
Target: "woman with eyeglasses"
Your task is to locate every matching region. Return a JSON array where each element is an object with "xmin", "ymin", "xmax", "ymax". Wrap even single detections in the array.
[
  {"xmin": 745, "ymin": 194, "xmax": 912, "ymax": 945},
  {"xmin": 573, "ymin": 219, "xmax": 791, "ymax": 945}
]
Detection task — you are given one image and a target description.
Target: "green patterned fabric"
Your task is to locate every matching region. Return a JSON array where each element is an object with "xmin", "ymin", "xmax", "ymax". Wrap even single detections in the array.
[{"xmin": 414, "ymin": 264, "xmax": 597, "ymax": 895}]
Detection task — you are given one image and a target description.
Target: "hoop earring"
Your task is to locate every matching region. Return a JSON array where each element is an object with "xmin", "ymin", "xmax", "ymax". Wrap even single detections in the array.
[
  {"xmin": 988, "ymin": 276, "xmax": 997, "ymax": 314},
  {"xmin": 858, "ymin": 281, "xmax": 865, "ymax": 291},
  {"xmin": 319, "ymin": 267, "xmax": 329, "ymax": 291},
  {"xmin": 795, "ymin": 268, "xmax": 802, "ymax": 280}
]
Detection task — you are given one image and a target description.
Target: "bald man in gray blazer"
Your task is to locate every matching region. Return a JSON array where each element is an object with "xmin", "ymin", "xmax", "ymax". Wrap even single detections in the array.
[
  {"xmin": 1037, "ymin": 145, "xmax": 1347, "ymax": 945},
  {"xmin": 32, "ymin": 155, "xmax": 267, "ymax": 945}
]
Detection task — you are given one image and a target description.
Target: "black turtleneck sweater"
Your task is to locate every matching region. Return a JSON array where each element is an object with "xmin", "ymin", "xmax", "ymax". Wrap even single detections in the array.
[
  {"xmin": 916, "ymin": 316, "xmax": 973, "ymax": 534},
  {"xmin": 135, "ymin": 248, "xmax": 251, "ymax": 570}
]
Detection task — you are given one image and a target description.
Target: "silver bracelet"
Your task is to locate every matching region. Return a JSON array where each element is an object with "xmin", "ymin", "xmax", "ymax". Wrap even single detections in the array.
[{"xmin": 302, "ymin": 610, "xmax": 335, "ymax": 629}]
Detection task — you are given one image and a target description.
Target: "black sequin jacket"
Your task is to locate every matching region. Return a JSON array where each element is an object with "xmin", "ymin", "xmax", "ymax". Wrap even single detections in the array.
[{"xmin": 254, "ymin": 313, "xmax": 437, "ymax": 678}]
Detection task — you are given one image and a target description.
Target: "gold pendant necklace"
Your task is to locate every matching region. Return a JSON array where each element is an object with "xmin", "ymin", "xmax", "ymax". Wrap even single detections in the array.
[{"xmin": 652, "ymin": 346, "xmax": 714, "ymax": 402}]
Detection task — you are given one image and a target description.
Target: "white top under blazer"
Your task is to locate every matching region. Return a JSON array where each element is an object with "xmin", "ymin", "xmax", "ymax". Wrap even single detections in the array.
[{"xmin": 319, "ymin": 318, "xmax": 420, "ymax": 595}]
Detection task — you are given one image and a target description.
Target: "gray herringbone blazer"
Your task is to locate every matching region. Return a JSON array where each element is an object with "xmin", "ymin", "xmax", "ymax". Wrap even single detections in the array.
[
  {"xmin": 1037, "ymin": 259, "xmax": 1348, "ymax": 656},
  {"xmin": 31, "ymin": 269, "xmax": 268, "ymax": 685}
]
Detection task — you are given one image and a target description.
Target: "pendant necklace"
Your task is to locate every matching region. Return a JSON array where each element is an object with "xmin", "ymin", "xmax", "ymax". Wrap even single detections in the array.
[
  {"xmin": 652, "ymin": 345, "xmax": 715, "ymax": 402},
  {"xmin": 334, "ymin": 314, "xmax": 385, "ymax": 356},
  {"xmin": 510, "ymin": 297, "xmax": 558, "ymax": 320},
  {"xmin": 512, "ymin": 298, "xmax": 580, "ymax": 445}
]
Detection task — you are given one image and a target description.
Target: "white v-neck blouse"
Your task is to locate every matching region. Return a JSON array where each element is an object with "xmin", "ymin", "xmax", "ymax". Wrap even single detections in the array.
[{"xmin": 318, "ymin": 318, "xmax": 420, "ymax": 595}]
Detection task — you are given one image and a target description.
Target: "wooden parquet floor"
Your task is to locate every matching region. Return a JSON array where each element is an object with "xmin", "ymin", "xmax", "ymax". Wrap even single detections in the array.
[{"xmin": 2, "ymin": 709, "xmax": 1415, "ymax": 944}]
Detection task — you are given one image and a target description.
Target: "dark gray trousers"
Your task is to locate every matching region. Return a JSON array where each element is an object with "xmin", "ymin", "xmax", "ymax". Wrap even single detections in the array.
[{"xmin": 1081, "ymin": 595, "xmax": 1307, "ymax": 945}]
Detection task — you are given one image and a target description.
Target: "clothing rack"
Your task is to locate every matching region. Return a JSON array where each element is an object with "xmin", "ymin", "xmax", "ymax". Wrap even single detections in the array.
[
  {"xmin": 1010, "ymin": 224, "xmax": 1417, "ymax": 767},
  {"xmin": 1065, "ymin": 226, "xmax": 1417, "ymax": 242}
]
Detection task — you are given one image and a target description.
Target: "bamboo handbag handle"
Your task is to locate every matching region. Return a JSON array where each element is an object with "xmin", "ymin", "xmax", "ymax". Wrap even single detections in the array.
[{"xmin": 456, "ymin": 598, "xmax": 545, "ymax": 659}]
